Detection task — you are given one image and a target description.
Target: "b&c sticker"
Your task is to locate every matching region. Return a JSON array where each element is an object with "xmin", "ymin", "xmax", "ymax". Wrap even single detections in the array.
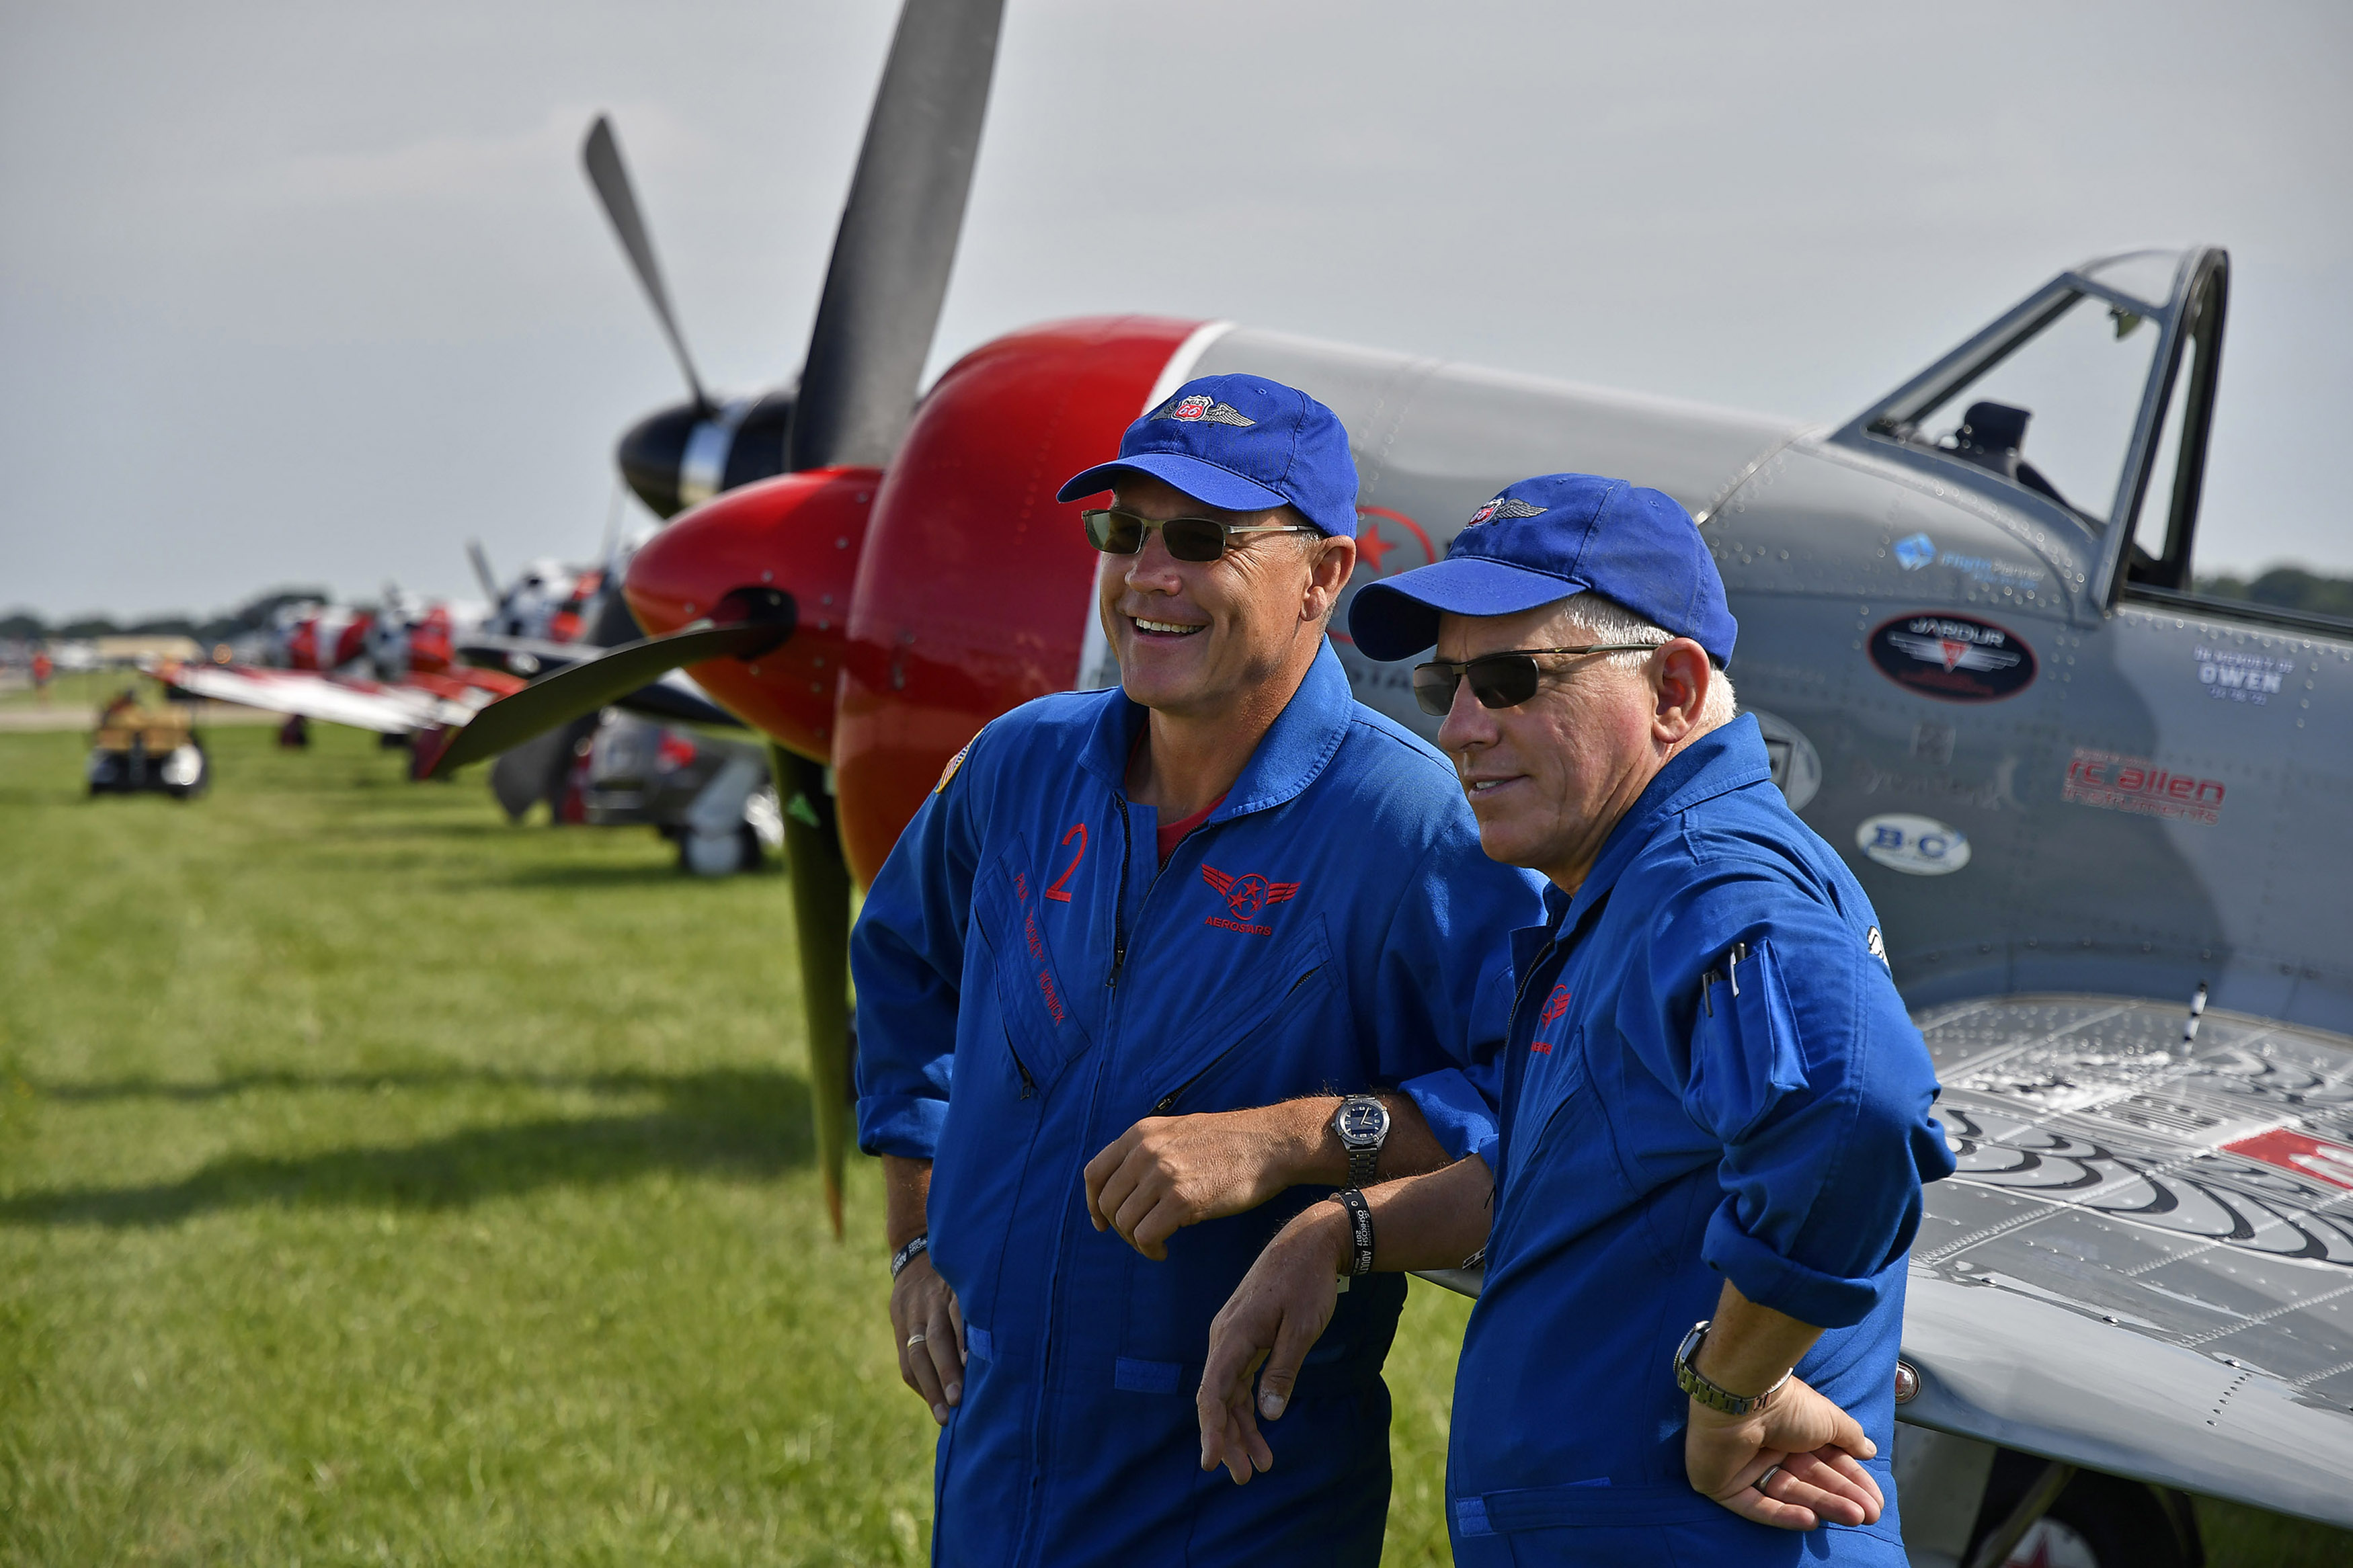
[
  {"xmin": 1856, "ymin": 813, "xmax": 1971, "ymax": 876},
  {"xmin": 1869, "ymin": 614, "xmax": 2036, "ymax": 702}
]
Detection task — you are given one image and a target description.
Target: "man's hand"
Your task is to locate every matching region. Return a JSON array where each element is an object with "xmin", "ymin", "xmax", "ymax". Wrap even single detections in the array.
[
  {"xmin": 1684, "ymin": 1378, "xmax": 1883, "ymax": 1531},
  {"xmin": 1084, "ymin": 1108, "xmax": 1315, "ymax": 1261},
  {"xmin": 889, "ymin": 1251, "xmax": 966, "ymax": 1427},
  {"xmin": 1195, "ymin": 1202, "xmax": 1347, "ymax": 1484}
]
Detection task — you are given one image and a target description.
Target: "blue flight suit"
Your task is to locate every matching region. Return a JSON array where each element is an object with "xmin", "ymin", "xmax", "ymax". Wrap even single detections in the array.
[
  {"xmin": 1447, "ymin": 716, "xmax": 1956, "ymax": 1565},
  {"xmin": 854, "ymin": 645, "xmax": 1548, "ymax": 1568}
]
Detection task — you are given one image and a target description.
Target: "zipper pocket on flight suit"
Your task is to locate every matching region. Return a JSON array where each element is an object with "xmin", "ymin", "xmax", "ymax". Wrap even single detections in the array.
[
  {"xmin": 1002, "ymin": 1023, "xmax": 1037, "ymax": 1099},
  {"xmin": 1149, "ymin": 963, "xmax": 1328, "ymax": 1114}
]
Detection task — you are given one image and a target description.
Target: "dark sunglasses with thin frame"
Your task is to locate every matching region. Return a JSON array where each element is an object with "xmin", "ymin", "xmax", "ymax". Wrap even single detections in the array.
[
  {"xmin": 1410, "ymin": 644, "xmax": 1662, "ymax": 716},
  {"xmin": 1081, "ymin": 507, "xmax": 1320, "ymax": 563}
]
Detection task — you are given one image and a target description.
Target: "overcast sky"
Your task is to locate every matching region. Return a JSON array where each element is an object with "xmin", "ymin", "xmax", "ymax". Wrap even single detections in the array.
[{"xmin": 3, "ymin": 0, "xmax": 2348, "ymax": 620}]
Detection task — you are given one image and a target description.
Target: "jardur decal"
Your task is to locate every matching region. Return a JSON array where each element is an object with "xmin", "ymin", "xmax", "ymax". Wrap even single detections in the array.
[{"xmin": 1869, "ymin": 613, "xmax": 2037, "ymax": 703}]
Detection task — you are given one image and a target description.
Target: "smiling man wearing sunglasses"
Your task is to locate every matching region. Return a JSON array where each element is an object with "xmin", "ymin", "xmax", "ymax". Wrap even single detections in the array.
[
  {"xmin": 850, "ymin": 375, "xmax": 1547, "ymax": 1566},
  {"xmin": 1197, "ymin": 472, "xmax": 1954, "ymax": 1565}
]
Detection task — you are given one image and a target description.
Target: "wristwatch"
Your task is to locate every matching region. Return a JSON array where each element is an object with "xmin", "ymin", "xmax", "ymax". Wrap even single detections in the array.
[
  {"xmin": 1330, "ymin": 1095, "xmax": 1391, "ymax": 1188},
  {"xmin": 1673, "ymin": 1320, "xmax": 1792, "ymax": 1416}
]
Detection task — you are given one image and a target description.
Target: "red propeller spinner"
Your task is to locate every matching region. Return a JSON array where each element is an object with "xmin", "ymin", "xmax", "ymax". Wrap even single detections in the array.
[{"xmin": 620, "ymin": 315, "xmax": 1198, "ymax": 883}]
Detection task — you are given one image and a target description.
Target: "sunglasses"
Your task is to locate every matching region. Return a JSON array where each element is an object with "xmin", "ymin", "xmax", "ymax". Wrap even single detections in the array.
[
  {"xmin": 1410, "ymin": 644, "xmax": 1662, "ymax": 716},
  {"xmin": 1082, "ymin": 507, "xmax": 1320, "ymax": 563}
]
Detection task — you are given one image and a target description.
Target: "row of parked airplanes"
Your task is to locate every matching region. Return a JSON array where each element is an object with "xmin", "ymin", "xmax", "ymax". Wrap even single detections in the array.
[
  {"xmin": 149, "ymin": 1, "xmax": 2353, "ymax": 1563},
  {"xmin": 159, "ymin": 546, "xmax": 783, "ymax": 876}
]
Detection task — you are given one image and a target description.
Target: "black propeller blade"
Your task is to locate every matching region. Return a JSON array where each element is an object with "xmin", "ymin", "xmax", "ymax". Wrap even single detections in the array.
[
  {"xmin": 773, "ymin": 747, "xmax": 856, "ymax": 1237},
  {"xmin": 466, "ymin": 540, "xmax": 501, "ymax": 604},
  {"xmin": 780, "ymin": 0, "xmax": 1007, "ymax": 1234},
  {"xmin": 584, "ymin": 115, "xmax": 711, "ymax": 412},
  {"xmin": 428, "ymin": 615, "xmax": 788, "ymax": 779},
  {"xmin": 456, "ymin": 634, "xmax": 750, "ymax": 730},
  {"xmin": 789, "ymin": 0, "xmax": 1007, "ymax": 472}
]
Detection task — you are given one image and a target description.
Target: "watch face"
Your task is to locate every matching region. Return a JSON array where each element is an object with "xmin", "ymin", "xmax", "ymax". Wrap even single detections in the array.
[{"xmin": 1337, "ymin": 1099, "xmax": 1388, "ymax": 1146}]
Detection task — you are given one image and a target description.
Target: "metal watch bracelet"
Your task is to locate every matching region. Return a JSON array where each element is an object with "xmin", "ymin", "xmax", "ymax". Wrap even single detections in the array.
[
  {"xmin": 1673, "ymin": 1319, "xmax": 1792, "ymax": 1416},
  {"xmin": 889, "ymin": 1233, "xmax": 930, "ymax": 1280}
]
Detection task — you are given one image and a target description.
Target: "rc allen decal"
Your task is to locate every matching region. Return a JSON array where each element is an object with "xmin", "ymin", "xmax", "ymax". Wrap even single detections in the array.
[
  {"xmin": 1199, "ymin": 864, "xmax": 1299, "ymax": 935},
  {"xmin": 1869, "ymin": 613, "xmax": 2036, "ymax": 702},
  {"xmin": 2063, "ymin": 749, "xmax": 2226, "ymax": 827}
]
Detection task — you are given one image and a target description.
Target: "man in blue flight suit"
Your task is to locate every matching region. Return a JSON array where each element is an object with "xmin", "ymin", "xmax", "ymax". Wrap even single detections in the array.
[
  {"xmin": 1197, "ymin": 474, "xmax": 1955, "ymax": 1563},
  {"xmin": 851, "ymin": 375, "xmax": 1548, "ymax": 1566}
]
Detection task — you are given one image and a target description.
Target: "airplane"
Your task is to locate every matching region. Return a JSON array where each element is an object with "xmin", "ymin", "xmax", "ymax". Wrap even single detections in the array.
[
  {"xmin": 431, "ymin": 1, "xmax": 2353, "ymax": 1561},
  {"xmin": 160, "ymin": 583, "xmax": 522, "ymax": 747}
]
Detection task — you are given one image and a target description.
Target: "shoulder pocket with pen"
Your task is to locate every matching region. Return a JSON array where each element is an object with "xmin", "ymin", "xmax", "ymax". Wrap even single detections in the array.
[{"xmin": 1685, "ymin": 938, "xmax": 1809, "ymax": 1146}]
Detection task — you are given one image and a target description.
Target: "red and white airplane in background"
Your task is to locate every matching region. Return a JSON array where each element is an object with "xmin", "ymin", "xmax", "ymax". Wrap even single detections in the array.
[{"xmin": 153, "ymin": 544, "xmax": 661, "ymax": 748}]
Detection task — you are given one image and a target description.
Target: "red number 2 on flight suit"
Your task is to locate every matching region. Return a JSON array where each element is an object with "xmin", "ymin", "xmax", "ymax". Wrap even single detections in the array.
[{"xmin": 1044, "ymin": 823, "xmax": 1087, "ymax": 903}]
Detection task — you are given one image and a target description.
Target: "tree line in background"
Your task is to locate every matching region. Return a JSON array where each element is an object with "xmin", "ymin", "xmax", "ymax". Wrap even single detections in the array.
[
  {"xmin": 5, "ymin": 568, "xmax": 2351, "ymax": 647},
  {"xmin": 1, "ymin": 589, "xmax": 333, "ymax": 647},
  {"xmin": 2194, "ymin": 567, "xmax": 2353, "ymax": 622}
]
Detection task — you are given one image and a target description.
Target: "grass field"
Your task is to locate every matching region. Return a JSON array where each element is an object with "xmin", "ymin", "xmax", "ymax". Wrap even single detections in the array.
[
  {"xmin": 0, "ymin": 721, "xmax": 1470, "ymax": 1563},
  {"xmin": 1, "ymin": 717, "xmax": 2345, "ymax": 1565}
]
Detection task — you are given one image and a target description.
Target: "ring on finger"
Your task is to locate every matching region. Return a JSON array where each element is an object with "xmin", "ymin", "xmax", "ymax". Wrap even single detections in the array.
[
  {"xmin": 1753, "ymin": 1463, "xmax": 1782, "ymax": 1493},
  {"xmin": 906, "ymin": 1332, "xmax": 928, "ymax": 1348}
]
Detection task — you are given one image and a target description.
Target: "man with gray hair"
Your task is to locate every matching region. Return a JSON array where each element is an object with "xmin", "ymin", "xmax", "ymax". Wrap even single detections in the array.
[{"xmin": 1195, "ymin": 472, "xmax": 1954, "ymax": 1564}]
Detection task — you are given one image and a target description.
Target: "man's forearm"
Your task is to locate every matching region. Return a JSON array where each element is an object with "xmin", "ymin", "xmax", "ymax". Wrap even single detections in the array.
[
  {"xmin": 882, "ymin": 1153, "xmax": 932, "ymax": 1251},
  {"xmin": 1689, "ymin": 1278, "xmax": 1824, "ymax": 1397},
  {"xmin": 1248, "ymin": 1091, "xmax": 1456, "ymax": 1189},
  {"xmin": 1288, "ymin": 1152, "xmax": 1492, "ymax": 1274}
]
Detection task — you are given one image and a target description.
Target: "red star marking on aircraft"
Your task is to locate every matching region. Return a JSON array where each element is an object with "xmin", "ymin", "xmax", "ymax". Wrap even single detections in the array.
[{"xmin": 1353, "ymin": 518, "xmax": 1394, "ymax": 575}]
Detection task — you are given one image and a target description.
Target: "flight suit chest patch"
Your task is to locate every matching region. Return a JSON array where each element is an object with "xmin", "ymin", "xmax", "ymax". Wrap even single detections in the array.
[{"xmin": 975, "ymin": 836, "xmax": 1092, "ymax": 1093}]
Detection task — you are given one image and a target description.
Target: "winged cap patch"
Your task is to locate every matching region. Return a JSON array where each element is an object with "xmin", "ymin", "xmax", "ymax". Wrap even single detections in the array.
[
  {"xmin": 1152, "ymin": 393, "xmax": 1256, "ymax": 427},
  {"xmin": 1466, "ymin": 497, "xmax": 1546, "ymax": 526},
  {"xmin": 1199, "ymin": 863, "xmax": 1300, "ymax": 919}
]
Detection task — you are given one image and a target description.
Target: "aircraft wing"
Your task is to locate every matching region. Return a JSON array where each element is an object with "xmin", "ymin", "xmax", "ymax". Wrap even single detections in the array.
[
  {"xmin": 1416, "ymin": 994, "xmax": 2353, "ymax": 1527},
  {"xmin": 1899, "ymin": 993, "xmax": 2353, "ymax": 1527},
  {"xmin": 154, "ymin": 660, "xmax": 490, "ymax": 735}
]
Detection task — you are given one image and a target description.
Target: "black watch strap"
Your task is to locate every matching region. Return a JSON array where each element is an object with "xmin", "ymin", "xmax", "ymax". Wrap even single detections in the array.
[
  {"xmin": 890, "ymin": 1233, "xmax": 930, "ymax": 1280},
  {"xmin": 1334, "ymin": 1188, "xmax": 1374, "ymax": 1278}
]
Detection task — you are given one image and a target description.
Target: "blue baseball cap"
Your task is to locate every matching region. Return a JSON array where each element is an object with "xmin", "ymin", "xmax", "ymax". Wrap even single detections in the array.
[
  {"xmin": 1348, "ymin": 473, "xmax": 1737, "ymax": 665},
  {"xmin": 1056, "ymin": 374, "xmax": 1358, "ymax": 538}
]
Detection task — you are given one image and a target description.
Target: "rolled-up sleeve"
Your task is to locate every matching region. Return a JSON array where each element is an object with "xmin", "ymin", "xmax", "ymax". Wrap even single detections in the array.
[
  {"xmin": 1637, "ymin": 873, "xmax": 1951, "ymax": 1328},
  {"xmin": 850, "ymin": 746, "xmax": 984, "ymax": 1161},
  {"xmin": 1378, "ymin": 832, "xmax": 1544, "ymax": 1169}
]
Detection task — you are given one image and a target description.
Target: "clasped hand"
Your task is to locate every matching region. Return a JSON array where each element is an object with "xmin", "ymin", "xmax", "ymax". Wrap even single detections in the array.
[{"xmin": 1684, "ymin": 1377, "xmax": 1884, "ymax": 1531}]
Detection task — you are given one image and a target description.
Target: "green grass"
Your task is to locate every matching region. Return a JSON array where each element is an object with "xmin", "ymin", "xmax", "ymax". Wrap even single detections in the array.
[
  {"xmin": 0, "ymin": 667, "xmax": 159, "ymax": 714},
  {"xmin": 3, "ymin": 723, "xmax": 2342, "ymax": 1566},
  {"xmin": 0, "ymin": 723, "xmax": 1467, "ymax": 1564}
]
